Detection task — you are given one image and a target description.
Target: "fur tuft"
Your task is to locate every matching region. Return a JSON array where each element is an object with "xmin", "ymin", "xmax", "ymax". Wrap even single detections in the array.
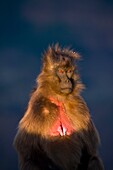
[{"xmin": 42, "ymin": 44, "xmax": 81, "ymax": 71}]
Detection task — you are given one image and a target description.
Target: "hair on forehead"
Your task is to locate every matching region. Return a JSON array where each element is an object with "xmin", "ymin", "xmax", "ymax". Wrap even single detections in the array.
[{"xmin": 42, "ymin": 44, "xmax": 81, "ymax": 70}]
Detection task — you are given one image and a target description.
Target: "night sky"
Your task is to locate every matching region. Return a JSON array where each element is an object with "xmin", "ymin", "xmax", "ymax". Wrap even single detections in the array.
[{"xmin": 0, "ymin": 0, "xmax": 113, "ymax": 170}]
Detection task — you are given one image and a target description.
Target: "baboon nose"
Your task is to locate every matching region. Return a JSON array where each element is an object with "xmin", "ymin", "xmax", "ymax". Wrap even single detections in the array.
[
  {"xmin": 64, "ymin": 78, "xmax": 70, "ymax": 83},
  {"xmin": 66, "ymin": 79, "xmax": 70, "ymax": 83}
]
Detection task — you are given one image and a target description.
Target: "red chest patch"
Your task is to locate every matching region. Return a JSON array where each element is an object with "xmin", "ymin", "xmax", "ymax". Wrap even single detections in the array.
[{"xmin": 49, "ymin": 98, "xmax": 74, "ymax": 137}]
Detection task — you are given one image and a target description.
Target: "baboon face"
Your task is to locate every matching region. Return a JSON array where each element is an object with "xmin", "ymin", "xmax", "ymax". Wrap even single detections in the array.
[
  {"xmin": 56, "ymin": 59, "xmax": 75, "ymax": 94},
  {"xmin": 39, "ymin": 45, "xmax": 81, "ymax": 96}
]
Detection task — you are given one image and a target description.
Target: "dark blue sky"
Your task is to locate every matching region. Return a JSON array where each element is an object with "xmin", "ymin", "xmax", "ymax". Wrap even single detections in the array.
[{"xmin": 0, "ymin": 1, "xmax": 113, "ymax": 170}]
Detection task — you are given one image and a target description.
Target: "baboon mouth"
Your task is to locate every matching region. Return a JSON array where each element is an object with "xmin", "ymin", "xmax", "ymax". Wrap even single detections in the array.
[
  {"xmin": 61, "ymin": 88, "xmax": 72, "ymax": 94},
  {"xmin": 61, "ymin": 87, "xmax": 72, "ymax": 90}
]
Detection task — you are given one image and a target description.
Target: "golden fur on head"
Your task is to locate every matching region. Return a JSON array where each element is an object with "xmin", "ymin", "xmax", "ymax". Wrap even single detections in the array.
[
  {"xmin": 36, "ymin": 44, "xmax": 84, "ymax": 96},
  {"xmin": 42, "ymin": 43, "xmax": 80, "ymax": 71}
]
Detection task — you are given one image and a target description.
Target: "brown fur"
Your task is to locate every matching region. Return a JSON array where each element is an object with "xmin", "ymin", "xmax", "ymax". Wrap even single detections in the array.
[{"xmin": 14, "ymin": 44, "xmax": 104, "ymax": 170}]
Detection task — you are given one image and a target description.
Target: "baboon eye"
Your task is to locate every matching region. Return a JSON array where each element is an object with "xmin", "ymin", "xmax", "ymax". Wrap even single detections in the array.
[
  {"xmin": 58, "ymin": 69, "xmax": 64, "ymax": 74},
  {"xmin": 67, "ymin": 69, "xmax": 72, "ymax": 73}
]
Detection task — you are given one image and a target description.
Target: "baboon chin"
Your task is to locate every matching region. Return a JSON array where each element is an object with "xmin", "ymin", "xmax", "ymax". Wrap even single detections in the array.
[{"xmin": 14, "ymin": 44, "xmax": 104, "ymax": 170}]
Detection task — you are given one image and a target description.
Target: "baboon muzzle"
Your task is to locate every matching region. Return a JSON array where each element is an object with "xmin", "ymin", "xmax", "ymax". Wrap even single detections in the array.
[{"xmin": 60, "ymin": 76, "xmax": 72, "ymax": 94}]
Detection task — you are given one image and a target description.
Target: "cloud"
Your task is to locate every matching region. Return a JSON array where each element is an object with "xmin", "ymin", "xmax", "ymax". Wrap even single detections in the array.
[
  {"xmin": 20, "ymin": 0, "xmax": 113, "ymax": 52},
  {"xmin": 21, "ymin": 0, "xmax": 113, "ymax": 28}
]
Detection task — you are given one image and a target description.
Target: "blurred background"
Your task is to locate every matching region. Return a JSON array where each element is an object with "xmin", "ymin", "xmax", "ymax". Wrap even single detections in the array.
[{"xmin": 0, "ymin": 0, "xmax": 113, "ymax": 169}]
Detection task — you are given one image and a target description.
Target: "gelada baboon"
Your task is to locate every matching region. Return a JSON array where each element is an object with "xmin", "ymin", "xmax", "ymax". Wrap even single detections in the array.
[{"xmin": 14, "ymin": 44, "xmax": 104, "ymax": 170}]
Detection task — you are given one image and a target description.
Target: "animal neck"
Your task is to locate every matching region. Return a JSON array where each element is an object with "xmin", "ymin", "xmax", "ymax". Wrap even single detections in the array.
[
  {"xmin": 49, "ymin": 97, "xmax": 64, "ymax": 107},
  {"xmin": 49, "ymin": 97, "xmax": 65, "ymax": 118},
  {"xmin": 49, "ymin": 97, "xmax": 74, "ymax": 137}
]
